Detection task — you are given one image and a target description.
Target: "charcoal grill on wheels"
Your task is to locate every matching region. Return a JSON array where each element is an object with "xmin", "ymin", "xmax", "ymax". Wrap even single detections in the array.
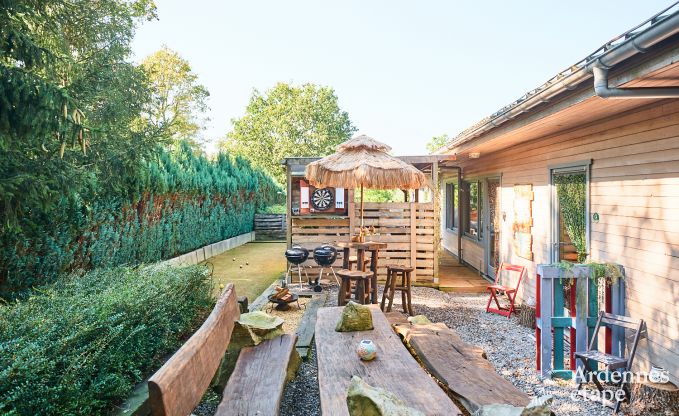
[
  {"xmin": 284, "ymin": 245, "xmax": 309, "ymax": 289},
  {"xmin": 312, "ymin": 244, "xmax": 339, "ymax": 291}
]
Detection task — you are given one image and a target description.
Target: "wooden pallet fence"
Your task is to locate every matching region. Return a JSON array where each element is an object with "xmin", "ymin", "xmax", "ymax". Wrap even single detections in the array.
[
  {"xmin": 254, "ymin": 214, "xmax": 286, "ymax": 240},
  {"xmin": 289, "ymin": 202, "xmax": 436, "ymax": 283}
]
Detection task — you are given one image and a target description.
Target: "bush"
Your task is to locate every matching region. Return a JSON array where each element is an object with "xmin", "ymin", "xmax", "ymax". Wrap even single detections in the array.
[
  {"xmin": 0, "ymin": 264, "xmax": 215, "ymax": 415},
  {"xmin": 258, "ymin": 203, "xmax": 286, "ymax": 214},
  {"xmin": 0, "ymin": 143, "xmax": 283, "ymax": 297}
]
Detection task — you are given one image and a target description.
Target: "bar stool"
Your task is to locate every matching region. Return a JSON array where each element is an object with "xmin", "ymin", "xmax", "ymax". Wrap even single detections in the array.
[
  {"xmin": 336, "ymin": 269, "xmax": 373, "ymax": 306},
  {"xmin": 381, "ymin": 265, "xmax": 414, "ymax": 315},
  {"xmin": 348, "ymin": 255, "xmax": 370, "ymax": 270}
]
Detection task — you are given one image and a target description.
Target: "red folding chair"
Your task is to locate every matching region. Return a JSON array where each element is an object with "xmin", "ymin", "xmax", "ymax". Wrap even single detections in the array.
[{"xmin": 485, "ymin": 263, "xmax": 526, "ymax": 318}]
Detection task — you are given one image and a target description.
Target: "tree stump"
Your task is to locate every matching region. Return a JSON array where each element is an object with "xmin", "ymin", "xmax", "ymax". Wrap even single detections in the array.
[
  {"xmin": 628, "ymin": 380, "xmax": 679, "ymax": 415},
  {"xmin": 518, "ymin": 304, "xmax": 536, "ymax": 329}
]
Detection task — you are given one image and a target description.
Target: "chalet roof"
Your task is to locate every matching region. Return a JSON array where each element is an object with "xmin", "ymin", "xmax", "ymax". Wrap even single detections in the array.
[{"xmin": 439, "ymin": 2, "xmax": 679, "ymax": 153}]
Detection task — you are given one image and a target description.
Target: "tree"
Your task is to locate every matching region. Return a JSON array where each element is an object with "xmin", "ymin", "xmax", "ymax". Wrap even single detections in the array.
[
  {"xmin": 426, "ymin": 134, "xmax": 450, "ymax": 153},
  {"xmin": 0, "ymin": 0, "xmax": 157, "ymax": 231},
  {"xmin": 222, "ymin": 83, "xmax": 356, "ymax": 183},
  {"xmin": 137, "ymin": 47, "xmax": 210, "ymax": 149}
]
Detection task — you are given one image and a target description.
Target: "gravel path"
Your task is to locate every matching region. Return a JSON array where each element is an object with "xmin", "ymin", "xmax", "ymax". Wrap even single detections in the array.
[{"xmin": 280, "ymin": 284, "xmax": 612, "ymax": 416}]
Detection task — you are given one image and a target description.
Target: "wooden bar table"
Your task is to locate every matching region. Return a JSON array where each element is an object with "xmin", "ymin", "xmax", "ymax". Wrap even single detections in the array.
[
  {"xmin": 336, "ymin": 241, "xmax": 387, "ymax": 304},
  {"xmin": 315, "ymin": 305, "xmax": 461, "ymax": 415}
]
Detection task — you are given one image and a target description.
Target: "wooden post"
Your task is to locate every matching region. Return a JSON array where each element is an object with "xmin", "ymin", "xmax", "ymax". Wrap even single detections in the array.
[
  {"xmin": 432, "ymin": 161, "xmax": 439, "ymax": 283},
  {"xmin": 410, "ymin": 202, "xmax": 417, "ymax": 282},
  {"xmin": 574, "ymin": 273, "xmax": 589, "ymax": 381},
  {"xmin": 537, "ymin": 267, "xmax": 553, "ymax": 378},
  {"xmin": 457, "ymin": 168, "xmax": 463, "ymax": 265},
  {"xmin": 360, "ymin": 184, "xmax": 364, "ymax": 229},
  {"xmin": 348, "ymin": 197, "xmax": 356, "ymax": 238},
  {"xmin": 286, "ymin": 165, "xmax": 292, "ymax": 247}
]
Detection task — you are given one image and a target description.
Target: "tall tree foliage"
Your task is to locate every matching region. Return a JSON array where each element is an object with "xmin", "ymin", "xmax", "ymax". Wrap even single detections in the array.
[
  {"xmin": 1, "ymin": 143, "xmax": 281, "ymax": 298},
  {"xmin": 426, "ymin": 133, "xmax": 449, "ymax": 153},
  {"xmin": 1, "ymin": 0, "xmax": 158, "ymax": 231},
  {"xmin": 0, "ymin": 1, "xmax": 281, "ymax": 297},
  {"xmin": 136, "ymin": 46, "xmax": 210, "ymax": 149},
  {"xmin": 222, "ymin": 83, "xmax": 356, "ymax": 183}
]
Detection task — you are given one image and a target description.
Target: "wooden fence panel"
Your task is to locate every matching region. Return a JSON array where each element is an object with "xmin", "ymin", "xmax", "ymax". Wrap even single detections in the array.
[{"xmin": 290, "ymin": 202, "xmax": 436, "ymax": 283}]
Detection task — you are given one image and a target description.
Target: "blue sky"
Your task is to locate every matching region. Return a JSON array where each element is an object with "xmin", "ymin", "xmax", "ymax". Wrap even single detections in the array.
[{"xmin": 132, "ymin": 0, "xmax": 673, "ymax": 155}]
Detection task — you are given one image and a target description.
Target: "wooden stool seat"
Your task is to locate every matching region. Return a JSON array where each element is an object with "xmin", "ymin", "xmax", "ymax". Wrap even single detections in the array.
[
  {"xmin": 336, "ymin": 269, "xmax": 373, "ymax": 306},
  {"xmin": 385, "ymin": 264, "xmax": 414, "ymax": 273},
  {"xmin": 381, "ymin": 265, "xmax": 414, "ymax": 315}
]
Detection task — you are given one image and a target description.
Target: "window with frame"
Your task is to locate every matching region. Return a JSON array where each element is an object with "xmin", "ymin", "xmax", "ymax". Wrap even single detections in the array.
[
  {"xmin": 445, "ymin": 183, "xmax": 457, "ymax": 230},
  {"xmin": 463, "ymin": 180, "xmax": 482, "ymax": 239}
]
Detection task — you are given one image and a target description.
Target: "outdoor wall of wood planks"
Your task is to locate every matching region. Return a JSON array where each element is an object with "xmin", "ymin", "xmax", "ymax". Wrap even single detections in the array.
[
  {"xmin": 290, "ymin": 201, "xmax": 436, "ymax": 283},
  {"xmin": 439, "ymin": 99, "xmax": 679, "ymax": 384}
]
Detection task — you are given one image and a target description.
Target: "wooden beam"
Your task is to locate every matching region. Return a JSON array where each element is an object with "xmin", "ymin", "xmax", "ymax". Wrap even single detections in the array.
[
  {"xmin": 286, "ymin": 167, "xmax": 292, "ymax": 247},
  {"xmin": 410, "ymin": 202, "xmax": 417, "ymax": 282},
  {"xmin": 431, "ymin": 161, "xmax": 439, "ymax": 283},
  {"xmin": 398, "ymin": 155, "xmax": 457, "ymax": 163}
]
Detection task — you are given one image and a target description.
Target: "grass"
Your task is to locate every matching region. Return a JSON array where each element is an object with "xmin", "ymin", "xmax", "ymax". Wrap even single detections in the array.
[{"xmin": 205, "ymin": 242, "xmax": 287, "ymax": 302}]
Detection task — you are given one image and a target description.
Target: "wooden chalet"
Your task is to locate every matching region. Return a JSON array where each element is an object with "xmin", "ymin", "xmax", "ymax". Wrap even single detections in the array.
[{"xmin": 436, "ymin": 6, "xmax": 679, "ymax": 383}]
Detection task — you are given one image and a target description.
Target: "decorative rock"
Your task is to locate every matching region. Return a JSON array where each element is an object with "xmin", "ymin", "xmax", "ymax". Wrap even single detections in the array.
[
  {"xmin": 356, "ymin": 339, "xmax": 377, "ymax": 361},
  {"xmin": 237, "ymin": 311, "xmax": 285, "ymax": 344},
  {"xmin": 407, "ymin": 315, "xmax": 431, "ymax": 325},
  {"xmin": 346, "ymin": 376, "xmax": 424, "ymax": 416},
  {"xmin": 335, "ymin": 301, "xmax": 373, "ymax": 332},
  {"xmin": 210, "ymin": 311, "xmax": 284, "ymax": 392}
]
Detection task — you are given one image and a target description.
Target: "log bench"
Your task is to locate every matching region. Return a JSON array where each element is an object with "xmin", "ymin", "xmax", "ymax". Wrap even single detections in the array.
[
  {"xmin": 147, "ymin": 283, "xmax": 297, "ymax": 416},
  {"xmin": 216, "ymin": 334, "xmax": 297, "ymax": 415},
  {"xmin": 394, "ymin": 322, "xmax": 530, "ymax": 414}
]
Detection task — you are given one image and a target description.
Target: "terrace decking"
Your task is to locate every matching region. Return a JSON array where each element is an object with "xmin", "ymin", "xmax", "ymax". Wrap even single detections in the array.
[{"xmin": 438, "ymin": 250, "xmax": 489, "ymax": 293}]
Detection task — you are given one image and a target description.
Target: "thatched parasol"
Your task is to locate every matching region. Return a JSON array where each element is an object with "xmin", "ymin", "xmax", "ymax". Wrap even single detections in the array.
[{"xmin": 305, "ymin": 135, "xmax": 428, "ymax": 229}]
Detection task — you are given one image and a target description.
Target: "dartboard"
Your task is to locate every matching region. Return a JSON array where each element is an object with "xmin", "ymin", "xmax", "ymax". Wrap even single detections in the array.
[{"xmin": 311, "ymin": 188, "xmax": 334, "ymax": 211}]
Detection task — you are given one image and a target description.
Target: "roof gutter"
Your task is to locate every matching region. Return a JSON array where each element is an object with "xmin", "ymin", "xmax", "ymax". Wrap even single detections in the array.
[
  {"xmin": 593, "ymin": 65, "xmax": 679, "ymax": 98},
  {"xmin": 441, "ymin": 4, "xmax": 679, "ymax": 152}
]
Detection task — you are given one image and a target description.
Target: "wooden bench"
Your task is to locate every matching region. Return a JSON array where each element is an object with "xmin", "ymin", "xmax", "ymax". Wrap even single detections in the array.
[
  {"xmin": 394, "ymin": 322, "xmax": 530, "ymax": 414},
  {"xmin": 147, "ymin": 283, "xmax": 297, "ymax": 416},
  {"xmin": 216, "ymin": 334, "xmax": 297, "ymax": 415}
]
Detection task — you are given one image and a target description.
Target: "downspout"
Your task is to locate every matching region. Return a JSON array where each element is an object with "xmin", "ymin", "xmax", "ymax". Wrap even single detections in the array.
[{"xmin": 593, "ymin": 65, "xmax": 679, "ymax": 98}]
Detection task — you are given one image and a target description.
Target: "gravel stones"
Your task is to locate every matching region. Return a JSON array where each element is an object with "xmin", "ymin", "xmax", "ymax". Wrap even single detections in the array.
[{"xmin": 283, "ymin": 284, "xmax": 610, "ymax": 416}]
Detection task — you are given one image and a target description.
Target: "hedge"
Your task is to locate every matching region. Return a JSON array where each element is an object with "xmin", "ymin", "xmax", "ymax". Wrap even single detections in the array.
[
  {"xmin": 0, "ymin": 143, "xmax": 282, "ymax": 297},
  {"xmin": 0, "ymin": 264, "xmax": 215, "ymax": 415}
]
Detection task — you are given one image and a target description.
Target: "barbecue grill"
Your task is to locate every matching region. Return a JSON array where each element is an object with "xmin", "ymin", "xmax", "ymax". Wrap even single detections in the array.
[
  {"xmin": 284, "ymin": 245, "xmax": 309, "ymax": 289},
  {"xmin": 312, "ymin": 244, "xmax": 339, "ymax": 290}
]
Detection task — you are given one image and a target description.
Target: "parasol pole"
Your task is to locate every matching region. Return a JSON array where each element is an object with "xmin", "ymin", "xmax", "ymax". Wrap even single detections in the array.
[{"xmin": 360, "ymin": 183, "xmax": 364, "ymax": 230}]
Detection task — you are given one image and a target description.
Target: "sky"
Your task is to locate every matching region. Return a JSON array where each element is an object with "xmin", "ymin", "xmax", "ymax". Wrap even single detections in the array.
[{"xmin": 131, "ymin": 0, "xmax": 674, "ymax": 155}]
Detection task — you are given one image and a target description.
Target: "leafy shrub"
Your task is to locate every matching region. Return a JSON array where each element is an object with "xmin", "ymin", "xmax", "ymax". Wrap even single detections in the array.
[
  {"xmin": 0, "ymin": 143, "xmax": 282, "ymax": 297},
  {"xmin": 0, "ymin": 264, "xmax": 215, "ymax": 415},
  {"xmin": 258, "ymin": 203, "xmax": 286, "ymax": 214}
]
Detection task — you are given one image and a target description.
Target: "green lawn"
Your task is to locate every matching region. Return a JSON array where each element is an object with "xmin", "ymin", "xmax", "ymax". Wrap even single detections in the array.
[{"xmin": 206, "ymin": 242, "xmax": 286, "ymax": 302}]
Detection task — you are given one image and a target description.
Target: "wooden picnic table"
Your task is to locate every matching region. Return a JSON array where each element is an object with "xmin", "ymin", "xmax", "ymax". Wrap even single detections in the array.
[
  {"xmin": 315, "ymin": 305, "xmax": 461, "ymax": 415},
  {"xmin": 336, "ymin": 241, "xmax": 387, "ymax": 304}
]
